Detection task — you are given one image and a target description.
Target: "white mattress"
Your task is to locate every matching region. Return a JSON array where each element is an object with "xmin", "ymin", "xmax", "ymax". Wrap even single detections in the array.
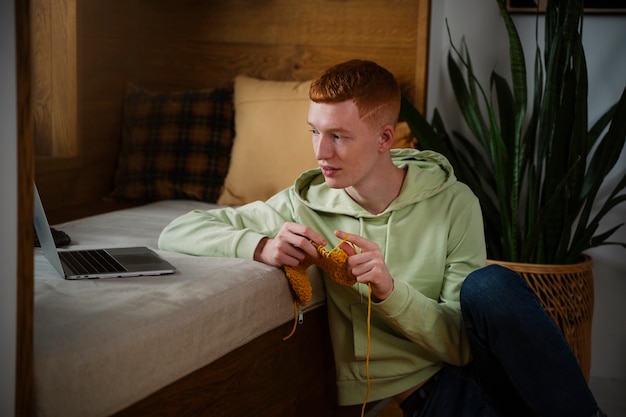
[{"xmin": 33, "ymin": 200, "xmax": 326, "ymax": 417}]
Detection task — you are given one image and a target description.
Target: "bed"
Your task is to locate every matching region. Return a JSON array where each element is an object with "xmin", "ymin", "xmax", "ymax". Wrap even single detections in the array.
[
  {"xmin": 34, "ymin": 201, "xmax": 333, "ymax": 417},
  {"xmin": 28, "ymin": 0, "xmax": 431, "ymax": 415}
]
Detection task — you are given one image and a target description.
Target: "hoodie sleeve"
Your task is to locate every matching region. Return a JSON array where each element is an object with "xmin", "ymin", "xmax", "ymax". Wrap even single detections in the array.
[
  {"xmin": 158, "ymin": 194, "xmax": 295, "ymax": 259},
  {"xmin": 374, "ymin": 190, "xmax": 486, "ymax": 366}
]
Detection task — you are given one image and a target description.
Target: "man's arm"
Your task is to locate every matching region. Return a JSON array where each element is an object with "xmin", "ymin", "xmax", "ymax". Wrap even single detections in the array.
[
  {"xmin": 159, "ymin": 196, "xmax": 327, "ymax": 266},
  {"xmin": 158, "ymin": 201, "xmax": 285, "ymax": 259},
  {"xmin": 372, "ymin": 195, "xmax": 486, "ymax": 366}
]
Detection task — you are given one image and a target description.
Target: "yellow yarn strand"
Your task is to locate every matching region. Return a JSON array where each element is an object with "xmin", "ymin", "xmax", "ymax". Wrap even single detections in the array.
[
  {"xmin": 282, "ymin": 300, "xmax": 299, "ymax": 341},
  {"xmin": 329, "ymin": 233, "xmax": 355, "ymax": 254},
  {"xmin": 360, "ymin": 283, "xmax": 372, "ymax": 417}
]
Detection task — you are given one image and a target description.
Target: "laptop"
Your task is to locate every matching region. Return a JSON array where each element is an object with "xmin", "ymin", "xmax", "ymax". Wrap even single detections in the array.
[{"xmin": 34, "ymin": 184, "xmax": 176, "ymax": 279}]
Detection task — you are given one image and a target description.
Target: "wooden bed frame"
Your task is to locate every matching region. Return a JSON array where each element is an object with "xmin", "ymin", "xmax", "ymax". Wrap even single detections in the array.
[
  {"xmin": 17, "ymin": 0, "xmax": 431, "ymax": 415},
  {"xmin": 112, "ymin": 307, "xmax": 338, "ymax": 417}
]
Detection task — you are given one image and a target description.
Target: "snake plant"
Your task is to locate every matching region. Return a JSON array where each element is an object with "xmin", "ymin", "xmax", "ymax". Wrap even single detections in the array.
[{"xmin": 401, "ymin": 0, "xmax": 626, "ymax": 264}]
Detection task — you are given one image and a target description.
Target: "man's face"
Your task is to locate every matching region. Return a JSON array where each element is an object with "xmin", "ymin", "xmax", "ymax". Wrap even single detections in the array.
[{"xmin": 307, "ymin": 100, "xmax": 385, "ymax": 190}]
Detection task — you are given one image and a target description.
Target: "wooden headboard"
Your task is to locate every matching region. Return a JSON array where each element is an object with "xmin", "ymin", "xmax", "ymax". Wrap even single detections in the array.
[{"xmin": 32, "ymin": 0, "xmax": 431, "ymax": 223}]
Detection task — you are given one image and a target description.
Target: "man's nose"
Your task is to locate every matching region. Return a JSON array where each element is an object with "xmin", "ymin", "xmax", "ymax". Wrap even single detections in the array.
[{"xmin": 315, "ymin": 134, "xmax": 333, "ymax": 159}]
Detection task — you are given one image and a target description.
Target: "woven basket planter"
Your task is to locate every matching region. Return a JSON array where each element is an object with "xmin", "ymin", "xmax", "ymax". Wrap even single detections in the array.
[{"xmin": 486, "ymin": 256, "xmax": 594, "ymax": 381}]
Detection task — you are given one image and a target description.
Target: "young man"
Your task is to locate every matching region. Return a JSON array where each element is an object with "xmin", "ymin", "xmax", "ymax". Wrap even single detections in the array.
[{"xmin": 158, "ymin": 60, "xmax": 605, "ymax": 416}]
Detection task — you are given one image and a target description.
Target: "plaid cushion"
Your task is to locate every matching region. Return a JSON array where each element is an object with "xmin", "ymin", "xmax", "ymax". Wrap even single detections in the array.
[{"xmin": 110, "ymin": 85, "xmax": 234, "ymax": 202}]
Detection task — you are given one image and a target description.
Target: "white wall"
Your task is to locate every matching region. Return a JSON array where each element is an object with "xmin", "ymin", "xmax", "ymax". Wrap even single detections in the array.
[
  {"xmin": 0, "ymin": 0, "xmax": 18, "ymax": 415},
  {"xmin": 427, "ymin": 0, "xmax": 626, "ymax": 380}
]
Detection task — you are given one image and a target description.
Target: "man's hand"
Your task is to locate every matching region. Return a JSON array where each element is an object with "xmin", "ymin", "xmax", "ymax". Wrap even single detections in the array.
[
  {"xmin": 254, "ymin": 222, "xmax": 327, "ymax": 267},
  {"xmin": 335, "ymin": 230, "xmax": 395, "ymax": 301}
]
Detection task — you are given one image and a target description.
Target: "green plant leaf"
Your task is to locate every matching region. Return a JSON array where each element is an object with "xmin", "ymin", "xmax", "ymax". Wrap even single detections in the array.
[
  {"xmin": 446, "ymin": 52, "xmax": 488, "ymax": 147},
  {"xmin": 581, "ymin": 86, "xmax": 626, "ymax": 199}
]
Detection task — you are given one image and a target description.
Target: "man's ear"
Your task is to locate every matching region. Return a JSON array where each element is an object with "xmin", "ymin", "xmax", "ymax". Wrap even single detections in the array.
[{"xmin": 378, "ymin": 125, "xmax": 395, "ymax": 151}]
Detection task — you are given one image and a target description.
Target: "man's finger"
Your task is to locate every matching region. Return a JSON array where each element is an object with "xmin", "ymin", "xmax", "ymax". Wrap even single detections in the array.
[{"xmin": 335, "ymin": 229, "xmax": 373, "ymax": 252}]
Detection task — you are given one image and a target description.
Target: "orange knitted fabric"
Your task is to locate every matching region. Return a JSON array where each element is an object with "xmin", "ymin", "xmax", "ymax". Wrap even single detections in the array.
[{"xmin": 283, "ymin": 239, "xmax": 357, "ymax": 306}]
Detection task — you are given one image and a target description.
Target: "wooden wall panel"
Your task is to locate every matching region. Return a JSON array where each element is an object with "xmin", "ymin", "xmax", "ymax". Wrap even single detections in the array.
[
  {"xmin": 34, "ymin": 0, "xmax": 431, "ymax": 223},
  {"xmin": 31, "ymin": 0, "xmax": 53, "ymax": 156},
  {"xmin": 31, "ymin": 0, "xmax": 76, "ymax": 157},
  {"xmin": 130, "ymin": 0, "xmax": 419, "ymax": 92},
  {"xmin": 17, "ymin": 0, "xmax": 34, "ymax": 413},
  {"xmin": 134, "ymin": 0, "xmax": 418, "ymax": 47}
]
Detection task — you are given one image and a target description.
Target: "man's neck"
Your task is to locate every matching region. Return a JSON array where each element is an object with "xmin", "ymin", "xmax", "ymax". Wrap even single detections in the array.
[{"xmin": 345, "ymin": 164, "xmax": 407, "ymax": 215}]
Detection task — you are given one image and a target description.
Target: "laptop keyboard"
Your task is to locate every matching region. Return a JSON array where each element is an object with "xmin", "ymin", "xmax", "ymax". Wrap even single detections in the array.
[{"xmin": 59, "ymin": 249, "xmax": 127, "ymax": 275}]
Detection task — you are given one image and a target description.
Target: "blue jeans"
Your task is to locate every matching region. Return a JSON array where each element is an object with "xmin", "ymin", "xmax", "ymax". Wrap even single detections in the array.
[{"xmin": 405, "ymin": 265, "xmax": 601, "ymax": 417}]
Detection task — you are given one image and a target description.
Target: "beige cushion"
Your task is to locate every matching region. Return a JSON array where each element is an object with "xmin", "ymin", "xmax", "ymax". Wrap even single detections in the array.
[{"xmin": 217, "ymin": 76, "xmax": 317, "ymax": 205}]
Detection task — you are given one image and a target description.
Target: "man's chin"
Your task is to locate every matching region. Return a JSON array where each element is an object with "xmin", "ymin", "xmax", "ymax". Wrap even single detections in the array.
[{"xmin": 323, "ymin": 178, "xmax": 344, "ymax": 189}]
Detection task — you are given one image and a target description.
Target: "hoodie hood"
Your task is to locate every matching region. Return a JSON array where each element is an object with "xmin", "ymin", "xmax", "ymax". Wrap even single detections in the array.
[{"xmin": 293, "ymin": 148, "xmax": 457, "ymax": 217}]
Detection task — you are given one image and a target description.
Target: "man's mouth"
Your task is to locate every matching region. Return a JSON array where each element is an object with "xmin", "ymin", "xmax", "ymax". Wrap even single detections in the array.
[{"xmin": 320, "ymin": 165, "xmax": 340, "ymax": 176}]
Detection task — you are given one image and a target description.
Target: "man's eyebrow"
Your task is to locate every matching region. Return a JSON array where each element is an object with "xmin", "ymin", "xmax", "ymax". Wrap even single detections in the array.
[{"xmin": 307, "ymin": 123, "xmax": 350, "ymax": 134}]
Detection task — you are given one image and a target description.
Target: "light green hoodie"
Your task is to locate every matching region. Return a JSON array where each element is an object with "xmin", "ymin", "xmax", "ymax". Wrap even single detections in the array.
[{"xmin": 158, "ymin": 148, "xmax": 486, "ymax": 405}]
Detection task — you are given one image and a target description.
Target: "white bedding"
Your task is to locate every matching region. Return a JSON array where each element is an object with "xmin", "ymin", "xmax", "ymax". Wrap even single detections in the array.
[{"xmin": 33, "ymin": 200, "xmax": 326, "ymax": 417}]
